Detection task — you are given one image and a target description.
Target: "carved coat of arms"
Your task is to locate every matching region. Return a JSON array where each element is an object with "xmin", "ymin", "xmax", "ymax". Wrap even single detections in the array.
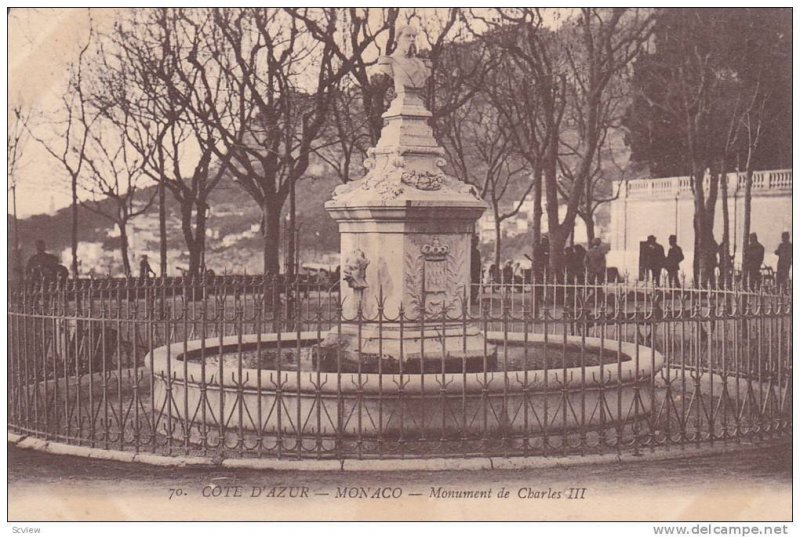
[{"xmin": 404, "ymin": 236, "xmax": 467, "ymax": 318}]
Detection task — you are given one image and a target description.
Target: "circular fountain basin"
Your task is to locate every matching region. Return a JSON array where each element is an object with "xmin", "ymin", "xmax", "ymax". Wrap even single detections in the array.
[{"xmin": 148, "ymin": 332, "xmax": 664, "ymax": 436}]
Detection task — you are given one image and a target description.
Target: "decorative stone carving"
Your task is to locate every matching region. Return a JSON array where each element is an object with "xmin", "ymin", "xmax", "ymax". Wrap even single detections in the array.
[
  {"xmin": 421, "ymin": 237, "xmax": 449, "ymax": 261},
  {"xmin": 363, "ymin": 175, "xmax": 404, "ymax": 201},
  {"xmin": 331, "ymin": 149, "xmax": 406, "ymax": 202},
  {"xmin": 342, "ymin": 249, "xmax": 369, "ymax": 290},
  {"xmin": 404, "ymin": 236, "xmax": 467, "ymax": 318},
  {"xmin": 401, "ymin": 170, "xmax": 444, "ymax": 191}
]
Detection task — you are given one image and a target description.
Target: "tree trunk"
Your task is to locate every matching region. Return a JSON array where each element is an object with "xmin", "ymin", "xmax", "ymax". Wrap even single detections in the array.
[
  {"xmin": 194, "ymin": 199, "xmax": 207, "ymax": 275},
  {"xmin": 691, "ymin": 168, "xmax": 705, "ymax": 286},
  {"xmin": 531, "ymin": 166, "xmax": 543, "ymax": 259},
  {"xmin": 720, "ymin": 163, "xmax": 731, "ymax": 288},
  {"xmin": 692, "ymin": 218, "xmax": 701, "ymax": 285},
  {"xmin": 118, "ymin": 222, "xmax": 131, "ymax": 277},
  {"xmin": 159, "ymin": 181, "xmax": 167, "ymax": 276},
  {"xmin": 693, "ymin": 165, "xmax": 719, "ymax": 287},
  {"xmin": 543, "ymin": 133, "xmax": 564, "ymax": 273},
  {"xmin": 71, "ymin": 174, "xmax": 79, "ymax": 276},
  {"xmin": 548, "ymin": 226, "xmax": 569, "ymax": 274},
  {"xmin": 584, "ymin": 160, "xmax": 593, "ymax": 244},
  {"xmin": 742, "ymin": 167, "xmax": 753, "ymax": 260},
  {"xmin": 187, "ymin": 243, "xmax": 202, "ymax": 277},
  {"xmin": 179, "ymin": 199, "xmax": 206, "ymax": 277},
  {"xmin": 262, "ymin": 199, "xmax": 281, "ymax": 277},
  {"xmin": 582, "ymin": 213, "xmax": 596, "ymax": 244},
  {"xmin": 286, "ymin": 182, "xmax": 296, "ymax": 279},
  {"xmin": 493, "ymin": 212, "xmax": 502, "ymax": 270}
]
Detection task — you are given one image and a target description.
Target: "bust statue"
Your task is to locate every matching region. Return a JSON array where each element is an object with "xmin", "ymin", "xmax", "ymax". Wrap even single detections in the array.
[{"xmin": 375, "ymin": 25, "xmax": 431, "ymax": 117}]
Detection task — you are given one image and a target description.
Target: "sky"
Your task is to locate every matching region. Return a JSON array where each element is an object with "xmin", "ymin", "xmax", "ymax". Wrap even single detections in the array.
[{"xmin": 9, "ymin": 8, "xmax": 118, "ymax": 218}]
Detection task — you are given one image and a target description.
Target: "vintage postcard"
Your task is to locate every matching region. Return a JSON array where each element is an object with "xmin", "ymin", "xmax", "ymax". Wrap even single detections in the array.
[{"xmin": 6, "ymin": 6, "xmax": 792, "ymax": 527}]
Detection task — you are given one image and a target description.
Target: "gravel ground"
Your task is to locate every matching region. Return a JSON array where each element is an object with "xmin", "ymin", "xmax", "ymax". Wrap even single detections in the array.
[{"xmin": 8, "ymin": 442, "xmax": 791, "ymax": 522}]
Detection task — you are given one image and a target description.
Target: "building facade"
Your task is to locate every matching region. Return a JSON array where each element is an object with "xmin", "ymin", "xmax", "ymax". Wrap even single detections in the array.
[{"xmin": 609, "ymin": 169, "xmax": 792, "ymax": 278}]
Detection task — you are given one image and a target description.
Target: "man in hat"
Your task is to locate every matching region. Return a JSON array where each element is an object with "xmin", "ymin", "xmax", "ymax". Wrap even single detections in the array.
[
  {"xmin": 774, "ymin": 231, "xmax": 792, "ymax": 290},
  {"xmin": 664, "ymin": 235, "xmax": 684, "ymax": 288},
  {"xmin": 743, "ymin": 233, "xmax": 765, "ymax": 290},
  {"xmin": 644, "ymin": 235, "xmax": 665, "ymax": 286}
]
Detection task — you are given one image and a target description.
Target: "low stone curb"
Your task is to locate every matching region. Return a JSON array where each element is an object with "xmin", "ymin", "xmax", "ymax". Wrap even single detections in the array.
[{"xmin": 9, "ymin": 431, "xmax": 788, "ymax": 472}]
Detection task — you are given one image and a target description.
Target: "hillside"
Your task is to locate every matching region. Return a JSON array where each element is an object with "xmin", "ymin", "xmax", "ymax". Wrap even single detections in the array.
[{"xmin": 9, "ymin": 171, "xmax": 343, "ymax": 276}]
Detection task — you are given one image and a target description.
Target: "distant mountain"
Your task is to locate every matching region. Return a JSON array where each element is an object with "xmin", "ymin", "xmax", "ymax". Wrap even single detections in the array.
[{"xmin": 9, "ymin": 170, "xmax": 343, "ymax": 277}]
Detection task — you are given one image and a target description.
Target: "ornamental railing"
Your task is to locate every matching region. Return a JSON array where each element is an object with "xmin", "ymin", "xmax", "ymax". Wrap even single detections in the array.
[
  {"xmin": 7, "ymin": 276, "xmax": 792, "ymax": 460},
  {"xmin": 622, "ymin": 169, "xmax": 792, "ymax": 199}
]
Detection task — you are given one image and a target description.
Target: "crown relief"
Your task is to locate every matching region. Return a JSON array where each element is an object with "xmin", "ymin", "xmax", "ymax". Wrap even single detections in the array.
[{"xmin": 421, "ymin": 237, "xmax": 449, "ymax": 262}]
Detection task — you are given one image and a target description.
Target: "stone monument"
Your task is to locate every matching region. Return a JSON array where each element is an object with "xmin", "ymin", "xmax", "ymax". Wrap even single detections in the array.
[{"xmin": 320, "ymin": 25, "xmax": 494, "ymax": 373}]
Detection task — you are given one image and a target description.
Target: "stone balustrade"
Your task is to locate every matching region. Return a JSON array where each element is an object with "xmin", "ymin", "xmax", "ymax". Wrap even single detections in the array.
[{"xmin": 620, "ymin": 169, "xmax": 792, "ymax": 198}]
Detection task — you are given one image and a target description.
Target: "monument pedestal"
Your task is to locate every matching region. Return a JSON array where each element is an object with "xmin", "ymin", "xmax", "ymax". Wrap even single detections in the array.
[
  {"xmin": 320, "ymin": 25, "xmax": 494, "ymax": 373},
  {"xmin": 320, "ymin": 202, "xmax": 496, "ymax": 373}
]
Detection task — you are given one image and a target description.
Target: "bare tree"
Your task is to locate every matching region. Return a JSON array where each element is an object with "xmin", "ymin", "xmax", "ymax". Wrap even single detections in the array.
[
  {"xmin": 181, "ymin": 8, "xmax": 395, "ymax": 276},
  {"xmin": 636, "ymin": 10, "xmax": 752, "ymax": 285},
  {"xmin": 79, "ymin": 112, "xmax": 156, "ymax": 276},
  {"xmin": 8, "ymin": 104, "xmax": 32, "ymax": 279},
  {"xmin": 314, "ymin": 82, "xmax": 374, "ymax": 184},
  {"xmin": 739, "ymin": 88, "xmax": 770, "ymax": 262},
  {"xmin": 557, "ymin": 14, "xmax": 643, "ymax": 244},
  {"xmin": 28, "ymin": 30, "xmax": 96, "ymax": 277},
  {"xmin": 411, "ymin": 9, "xmax": 492, "ymax": 139},
  {"xmin": 737, "ymin": 9, "xmax": 790, "ymax": 261},
  {"xmin": 715, "ymin": 79, "xmax": 757, "ymax": 287},
  {"xmin": 98, "ymin": 8, "xmax": 234, "ymax": 277},
  {"xmin": 479, "ymin": 9, "xmax": 652, "ymax": 271},
  {"xmin": 441, "ymin": 88, "xmax": 531, "ymax": 268},
  {"xmin": 549, "ymin": 9, "xmax": 653, "ymax": 268},
  {"xmin": 560, "ymin": 132, "xmax": 629, "ymax": 244},
  {"xmin": 474, "ymin": 9, "xmax": 566, "ymax": 272}
]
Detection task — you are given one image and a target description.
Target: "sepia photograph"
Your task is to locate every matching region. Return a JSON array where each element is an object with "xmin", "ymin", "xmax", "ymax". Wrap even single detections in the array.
[{"xmin": 5, "ymin": 5, "xmax": 793, "ymax": 528}]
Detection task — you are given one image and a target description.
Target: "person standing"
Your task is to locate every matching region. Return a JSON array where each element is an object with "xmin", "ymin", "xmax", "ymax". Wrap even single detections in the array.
[
  {"xmin": 139, "ymin": 254, "xmax": 156, "ymax": 281},
  {"xmin": 775, "ymin": 231, "xmax": 792, "ymax": 290},
  {"xmin": 743, "ymin": 233, "xmax": 765, "ymax": 290},
  {"xmin": 502, "ymin": 260, "xmax": 514, "ymax": 285},
  {"xmin": 488, "ymin": 263, "xmax": 500, "ymax": 286},
  {"xmin": 644, "ymin": 235, "xmax": 665, "ymax": 285},
  {"xmin": 26, "ymin": 239, "xmax": 60, "ymax": 282},
  {"xmin": 585, "ymin": 238, "xmax": 606, "ymax": 284},
  {"xmin": 470, "ymin": 234, "xmax": 482, "ymax": 304},
  {"xmin": 664, "ymin": 235, "xmax": 684, "ymax": 288}
]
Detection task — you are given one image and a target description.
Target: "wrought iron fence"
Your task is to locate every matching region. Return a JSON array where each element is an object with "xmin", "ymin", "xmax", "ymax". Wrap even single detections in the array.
[{"xmin": 7, "ymin": 276, "xmax": 792, "ymax": 460}]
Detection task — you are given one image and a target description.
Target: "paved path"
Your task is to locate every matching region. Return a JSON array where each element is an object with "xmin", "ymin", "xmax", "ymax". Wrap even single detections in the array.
[{"xmin": 8, "ymin": 443, "xmax": 790, "ymax": 521}]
